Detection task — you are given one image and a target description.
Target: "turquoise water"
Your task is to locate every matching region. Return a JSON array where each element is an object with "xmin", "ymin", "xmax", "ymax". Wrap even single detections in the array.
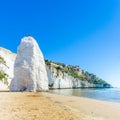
[{"xmin": 50, "ymin": 88, "xmax": 120, "ymax": 103}]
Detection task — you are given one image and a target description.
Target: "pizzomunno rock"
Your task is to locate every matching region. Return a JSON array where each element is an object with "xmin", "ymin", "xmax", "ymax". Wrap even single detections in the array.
[{"xmin": 10, "ymin": 36, "xmax": 49, "ymax": 92}]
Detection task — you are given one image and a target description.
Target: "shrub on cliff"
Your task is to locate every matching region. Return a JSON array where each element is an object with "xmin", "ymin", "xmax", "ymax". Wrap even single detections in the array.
[{"xmin": 0, "ymin": 71, "xmax": 8, "ymax": 85}]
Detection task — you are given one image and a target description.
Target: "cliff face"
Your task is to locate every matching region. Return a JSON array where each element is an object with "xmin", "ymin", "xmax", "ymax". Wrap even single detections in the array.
[
  {"xmin": 46, "ymin": 60, "xmax": 111, "ymax": 89},
  {"xmin": 46, "ymin": 63, "xmax": 93, "ymax": 89},
  {"xmin": 10, "ymin": 36, "xmax": 49, "ymax": 92},
  {"xmin": 0, "ymin": 47, "xmax": 16, "ymax": 90},
  {"xmin": 0, "ymin": 47, "xmax": 111, "ymax": 90}
]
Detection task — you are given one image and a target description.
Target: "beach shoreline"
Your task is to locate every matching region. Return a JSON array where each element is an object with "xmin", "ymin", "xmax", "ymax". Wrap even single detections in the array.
[
  {"xmin": 42, "ymin": 92, "xmax": 120, "ymax": 120},
  {"xmin": 0, "ymin": 92, "xmax": 120, "ymax": 120}
]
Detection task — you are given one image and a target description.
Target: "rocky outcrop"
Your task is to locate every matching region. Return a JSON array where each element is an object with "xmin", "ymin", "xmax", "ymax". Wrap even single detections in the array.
[
  {"xmin": 0, "ymin": 47, "xmax": 16, "ymax": 90},
  {"xmin": 10, "ymin": 36, "xmax": 48, "ymax": 92}
]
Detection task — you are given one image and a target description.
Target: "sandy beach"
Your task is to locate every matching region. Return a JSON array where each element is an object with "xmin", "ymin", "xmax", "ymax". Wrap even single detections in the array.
[
  {"xmin": 0, "ymin": 92, "xmax": 120, "ymax": 120},
  {"xmin": 0, "ymin": 92, "xmax": 77, "ymax": 120},
  {"xmin": 42, "ymin": 92, "xmax": 120, "ymax": 120}
]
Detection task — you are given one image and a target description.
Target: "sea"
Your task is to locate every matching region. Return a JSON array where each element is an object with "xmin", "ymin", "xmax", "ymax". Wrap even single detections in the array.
[{"xmin": 50, "ymin": 88, "xmax": 120, "ymax": 103}]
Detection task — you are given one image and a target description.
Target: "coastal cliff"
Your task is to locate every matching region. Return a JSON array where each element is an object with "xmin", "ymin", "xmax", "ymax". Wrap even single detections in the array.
[
  {"xmin": 0, "ymin": 47, "xmax": 111, "ymax": 90},
  {"xmin": 0, "ymin": 47, "xmax": 16, "ymax": 90},
  {"xmin": 46, "ymin": 60, "xmax": 111, "ymax": 89}
]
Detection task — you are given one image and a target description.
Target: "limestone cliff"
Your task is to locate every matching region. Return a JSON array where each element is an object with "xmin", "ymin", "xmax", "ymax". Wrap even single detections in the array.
[
  {"xmin": 0, "ymin": 45, "xmax": 111, "ymax": 90},
  {"xmin": 45, "ymin": 60, "xmax": 111, "ymax": 89},
  {"xmin": 0, "ymin": 47, "xmax": 16, "ymax": 90},
  {"xmin": 10, "ymin": 36, "xmax": 49, "ymax": 92}
]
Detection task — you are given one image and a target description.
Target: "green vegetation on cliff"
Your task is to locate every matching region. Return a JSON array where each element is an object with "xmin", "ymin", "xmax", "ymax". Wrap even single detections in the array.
[
  {"xmin": 0, "ymin": 71, "xmax": 8, "ymax": 85},
  {"xmin": 0, "ymin": 56, "xmax": 8, "ymax": 85},
  {"xmin": 45, "ymin": 60, "xmax": 111, "ymax": 87},
  {"xmin": 0, "ymin": 56, "xmax": 6, "ymax": 65}
]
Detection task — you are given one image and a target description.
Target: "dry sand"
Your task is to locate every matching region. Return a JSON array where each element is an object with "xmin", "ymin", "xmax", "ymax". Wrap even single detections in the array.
[
  {"xmin": 0, "ymin": 92, "xmax": 77, "ymax": 120},
  {"xmin": 0, "ymin": 92, "xmax": 120, "ymax": 120}
]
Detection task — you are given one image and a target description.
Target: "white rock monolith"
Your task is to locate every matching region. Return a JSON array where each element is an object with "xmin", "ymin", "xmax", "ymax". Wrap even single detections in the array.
[{"xmin": 10, "ymin": 36, "xmax": 49, "ymax": 92}]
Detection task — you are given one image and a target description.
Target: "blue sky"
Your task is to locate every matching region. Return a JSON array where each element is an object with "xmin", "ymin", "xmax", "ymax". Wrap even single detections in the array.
[{"xmin": 0, "ymin": 0, "xmax": 120, "ymax": 87}]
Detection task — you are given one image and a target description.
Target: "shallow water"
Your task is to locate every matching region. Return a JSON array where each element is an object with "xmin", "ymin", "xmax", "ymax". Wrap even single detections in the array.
[{"xmin": 50, "ymin": 88, "xmax": 120, "ymax": 103}]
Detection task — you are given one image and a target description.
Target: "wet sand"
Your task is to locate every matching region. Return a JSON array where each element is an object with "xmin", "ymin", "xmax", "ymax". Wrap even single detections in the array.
[{"xmin": 42, "ymin": 92, "xmax": 120, "ymax": 120}]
